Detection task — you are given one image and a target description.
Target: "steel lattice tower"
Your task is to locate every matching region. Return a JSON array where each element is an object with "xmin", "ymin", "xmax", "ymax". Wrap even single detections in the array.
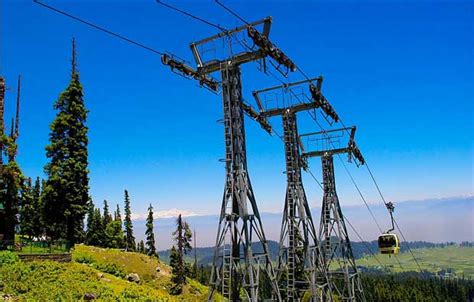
[
  {"xmin": 207, "ymin": 61, "xmax": 281, "ymax": 301},
  {"xmin": 161, "ymin": 17, "xmax": 298, "ymax": 301},
  {"xmin": 253, "ymin": 78, "xmax": 333, "ymax": 301},
  {"xmin": 301, "ymin": 127, "xmax": 366, "ymax": 302}
]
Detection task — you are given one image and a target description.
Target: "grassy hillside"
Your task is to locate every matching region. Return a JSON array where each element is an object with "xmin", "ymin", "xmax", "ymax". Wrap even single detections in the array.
[
  {"xmin": 356, "ymin": 246, "xmax": 474, "ymax": 278},
  {"xmin": 0, "ymin": 245, "xmax": 220, "ymax": 301}
]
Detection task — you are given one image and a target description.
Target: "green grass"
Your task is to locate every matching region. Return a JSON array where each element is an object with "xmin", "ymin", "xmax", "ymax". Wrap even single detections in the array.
[
  {"xmin": 356, "ymin": 246, "xmax": 474, "ymax": 278},
  {"xmin": 0, "ymin": 245, "xmax": 222, "ymax": 301},
  {"xmin": 0, "ymin": 260, "xmax": 170, "ymax": 301},
  {"xmin": 72, "ymin": 244, "xmax": 218, "ymax": 300}
]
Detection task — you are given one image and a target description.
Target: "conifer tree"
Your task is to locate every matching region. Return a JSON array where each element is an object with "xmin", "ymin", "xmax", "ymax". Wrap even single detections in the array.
[
  {"xmin": 123, "ymin": 190, "xmax": 135, "ymax": 251},
  {"xmin": 173, "ymin": 214, "xmax": 192, "ymax": 256},
  {"xmin": 170, "ymin": 214, "xmax": 193, "ymax": 294},
  {"xmin": 88, "ymin": 208, "xmax": 105, "ymax": 246},
  {"xmin": 114, "ymin": 204, "xmax": 122, "ymax": 223},
  {"xmin": 137, "ymin": 240, "xmax": 145, "ymax": 253},
  {"xmin": 103, "ymin": 200, "xmax": 112, "ymax": 226},
  {"xmin": 85, "ymin": 202, "xmax": 95, "ymax": 245},
  {"xmin": 42, "ymin": 39, "xmax": 90, "ymax": 246},
  {"xmin": 30, "ymin": 177, "xmax": 44, "ymax": 238},
  {"xmin": 145, "ymin": 203, "xmax": 157, "ymax": 257},
  {"xmin": 19, "ymin": 177, "xmax": 34, "ymax": 238},
  {"xmin": 169, "ymin": 245, "xmax": 184, "ymax": 294},
  {"xmin": 105, "ymin": 219, "xmax": 123, "ymax": 248}
]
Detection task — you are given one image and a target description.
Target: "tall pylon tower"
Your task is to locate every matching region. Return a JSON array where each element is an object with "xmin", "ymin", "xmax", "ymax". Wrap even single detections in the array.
[
  {"xmin": 252, "ymin": 77, "xmax": 335, "ymax": 301},
  {"xmin": 161, "ymin": 17, "xmax": 297, "ymax": 301},
  {"xmin": 301, "ymin": 127, "xmax": 366, "ymax": 302}
]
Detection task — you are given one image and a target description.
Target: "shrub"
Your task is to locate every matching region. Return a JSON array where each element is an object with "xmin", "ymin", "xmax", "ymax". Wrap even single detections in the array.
[{"xmin": 0, "ymin": 251, "xmax": 19, "ymax": 266}]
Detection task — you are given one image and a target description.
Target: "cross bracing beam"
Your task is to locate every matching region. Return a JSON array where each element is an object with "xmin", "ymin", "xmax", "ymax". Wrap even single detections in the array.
[{"xmin": 300, "ymin": 126, "xmax": 365, "ymax": 166}]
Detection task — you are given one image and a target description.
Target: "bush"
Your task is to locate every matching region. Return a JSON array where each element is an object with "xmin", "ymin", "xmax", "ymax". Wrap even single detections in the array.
[{"xmin": 0, "ymin": 251, "xmax": 19, "ymax": 266}]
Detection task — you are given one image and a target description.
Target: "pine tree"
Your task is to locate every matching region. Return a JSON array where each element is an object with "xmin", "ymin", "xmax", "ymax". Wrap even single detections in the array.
[
  {"xmin": 89, "ymin": 208, "xmax": 105, "ymax": 246},
  {"xmin": 105, "ymin": 219, "xmax": 123, "ymax": 248},
  {"xmin": 103, "ymin": 200, "xmax": 112, "ymax": 226},
  {"xmin": 19, "ymin": 177, "xmax": 34, "ymax": 238},
  {"xmin": 145, "ymin": 203, "xmax": 157, "ymax": 257},
  {"xmin": 169, "ymin": 245, "xmax": 184, "ymax": 294},
  {"xmin": 42, "ymin": 39, "xmax": 90, "ymax": 246},
  {"xmin": 114, "ymin": 204, "xmax": 122, "ymax": 223},
  {"xmin": 123, "ymin": 190, "xmax": 135, "ymax": 251},
  {"xmin": 173, "ymin": 214, "xmax": 192, "ymax": 256},
  {"xmin": 170, "ymin": 214, "xmax": 193, "ymax": 294},
  {"xmin": 85, "ymin": 202, "xmax": 95, "ymax": 245},
  {"xmin": 30, "ymin": 177, "xmax": 44, "ymax": 238},
  {"xmin": 137, "ymin": 240, "xmax": 145, "ymax": 253}
]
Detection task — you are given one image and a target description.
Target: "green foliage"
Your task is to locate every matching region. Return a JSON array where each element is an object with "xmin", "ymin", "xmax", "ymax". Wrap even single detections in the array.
[
  {"xmin": 19, "ymin": 178, "xmax": 35, "ymax": 238},
  {"xmin": 114, "ymin": 204, "xmax": 122, "ymax": 223},
  {"xmin": 0, "ymin": 251, "xmax": 19, "ymax": 266},
  {"xmin": 362, "ymin": 273, "xmax": 474, "ymax": 301},
  {"xmin": 0, "ymin": 134, "xmax": 25, "ymax": 243},
  {"xmin": 137, "ymin": 240, "xmax": 145, "ymax": 253},
  {"xmin": 0, "ymin": 260, "xmax": 168, "ymax": 301},
  {"xmin": 18, "ymin": 177, "xmax": 44, "ymax": 241},
  {"xmin": 102, "ymin": 200, "xmax": 112, "ymax": 226},
  {"xmin": 30, "ymin": 177, "xmax": 45, "ymax": 238},
  {"xmin": 145, "ymin": 203, "xmax": 157, "ymax": 257},
  {"xmin": 123, "ymin": 190, "xmax": 135, "ymax": 251},
  {"xmin": 105, "ymin": 220, "xmax": 124, "ymax": 249},
  {"xmin": 86, "ymin": 207, "xmax": 106, "ymax": 247},
  {"xmin": 85, "ymin": 201, "xmax": 124, "ymax": 249},
  {"xmin": 170, "ymin": 246, "xmax": 184, "ymax": 295},
  {"xmin": 71, "ymin": 245, "xmax": 212, "ymax": 300},
  {"xmin": 170, "ymin": 214, "xmax": 193, "ymax": 294},
  {"xmin": 42, "ymin": 52, "xmax": 90, "ymax": 245}
]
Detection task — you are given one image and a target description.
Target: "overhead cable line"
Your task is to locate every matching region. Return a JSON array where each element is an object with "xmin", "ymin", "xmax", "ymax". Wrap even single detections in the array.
[
  {"xmin": 156, "ymin": 0, "xmax": 228, "ymax": 32},
  {"xmin": 245, "ymin": 17, "xmax": 385, "ymax": 261},
  {"xmin": 206, "ymin": 4, "xmax": 415, "ymax": 277},
  {"xmin": 275, "ymin": 81, "xmax": 385, "ymax": 233},
  {"xmin": 340, "ymin": 157, "xmax": 384, "ymax": 233},
  {"xmin": 394, "ymin": 219, "xmax": 426, "ymax": 277},
  {"xmin": 215, "ymin": 0, "xmax": 249, "ymax": 25},
  {"xmin": 344, "ymin": 216, "xmax": 386, "ymax": 269},
  {"xmin": 393, "ymin": 254, "xmax": 405, "ymax": 272},
  {"xmin": 33, "ymin": 0, "xmax": 165, "ymax": 56}
]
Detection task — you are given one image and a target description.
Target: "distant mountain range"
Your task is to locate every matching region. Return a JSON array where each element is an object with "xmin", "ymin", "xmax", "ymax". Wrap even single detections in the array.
[
  {"xmin": 134, "ymin": 196, "xmax": 473, "ymax": 250},
  {"xmin": 157, "ymin": 240, "xmax": 465, "ymax": 266}
]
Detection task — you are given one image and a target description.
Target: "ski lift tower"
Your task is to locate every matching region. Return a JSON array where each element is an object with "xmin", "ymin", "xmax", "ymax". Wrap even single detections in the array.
[
  {"xmin": 300, "ymin": 127, "xmax": 366, "ymax": 302},
  {"xmin": 252, "ymin": 77, "xmax": 338, "ymax": 301},
  {"xmin": 162, "ymin": 17, "xmax": 297, "ymax": 301}
]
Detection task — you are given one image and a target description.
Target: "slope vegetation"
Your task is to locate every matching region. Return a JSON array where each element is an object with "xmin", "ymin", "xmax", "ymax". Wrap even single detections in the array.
[{"xmin": 0, "ymin": 245, "xmax": 218, "ymax": 301}]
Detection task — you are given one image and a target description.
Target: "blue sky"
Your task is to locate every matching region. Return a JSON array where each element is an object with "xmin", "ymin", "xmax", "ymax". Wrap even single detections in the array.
[{"xmin": 1, "ymin": 0, "xmax": 472, "ymax": 224}]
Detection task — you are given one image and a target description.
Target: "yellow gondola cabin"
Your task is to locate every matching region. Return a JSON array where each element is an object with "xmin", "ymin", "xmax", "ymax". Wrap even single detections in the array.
[{"xmin": 378, "ymin": 233, "xmax": 400, "ymax": 254}]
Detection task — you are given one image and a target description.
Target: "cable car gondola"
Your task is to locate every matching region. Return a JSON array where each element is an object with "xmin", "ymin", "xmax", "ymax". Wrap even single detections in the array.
[
  {"xmin": 378, "ymin": 232, "xmax": 400, "ymax": 254},
  {"xmin": 378, "ymin": 202, "xmax": 400, "ymax": 255}
]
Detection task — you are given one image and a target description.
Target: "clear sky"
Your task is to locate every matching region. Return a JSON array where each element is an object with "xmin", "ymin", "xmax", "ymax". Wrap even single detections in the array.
[{"xmin": 1, "ymin": 0, "xmax": 472, "ymax": 222}]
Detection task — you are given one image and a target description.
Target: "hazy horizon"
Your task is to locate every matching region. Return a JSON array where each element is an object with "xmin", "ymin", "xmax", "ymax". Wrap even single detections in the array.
[{"xmin": 127, "ymin": 195, "xmax": 474, "ymax": 251}]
